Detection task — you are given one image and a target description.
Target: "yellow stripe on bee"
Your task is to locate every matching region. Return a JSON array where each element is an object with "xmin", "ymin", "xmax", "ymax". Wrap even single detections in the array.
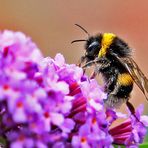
[
  {"xmin": 118, "ymin": 73, "xmax": 133, "ymax": 86},
  {"xmin": 98, "ymin": 33, "xmax": 116, "ymax": 58}
]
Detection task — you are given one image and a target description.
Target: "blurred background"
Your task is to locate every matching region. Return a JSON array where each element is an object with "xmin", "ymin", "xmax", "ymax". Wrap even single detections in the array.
[{"xmin": 0, "ymin": 0, "xmax": 148, "ymax": 123}]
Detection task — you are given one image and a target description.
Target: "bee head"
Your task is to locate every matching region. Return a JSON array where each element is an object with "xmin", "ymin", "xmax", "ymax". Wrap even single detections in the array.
[
  {"xmin": 85, "ymin": 35, "xmax": 102, "ymax": 61},
  {"xmin": 71, "ymin": 24, "xmax": 102, "ymax": 64}
]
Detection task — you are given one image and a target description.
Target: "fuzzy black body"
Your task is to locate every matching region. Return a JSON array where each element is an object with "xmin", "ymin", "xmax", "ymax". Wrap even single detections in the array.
[{"xmin": 83, "ymin": 33, "xmax": 134, "ymax": 107}]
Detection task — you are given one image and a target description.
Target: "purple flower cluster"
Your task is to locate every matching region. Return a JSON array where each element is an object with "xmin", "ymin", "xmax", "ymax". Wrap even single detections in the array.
[{"xmin": 0, "ymin": 30, "xmax": 148, "ymax": 148}]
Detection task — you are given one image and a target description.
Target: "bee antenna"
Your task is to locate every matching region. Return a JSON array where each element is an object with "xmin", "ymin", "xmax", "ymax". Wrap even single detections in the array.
[
  {"xmin": 71, "ymin": 39, "xmax": 87, "ymax": 44},
  {"xmin": 75, "ymin": 24, "xmax": 90, "ymax": 37}
]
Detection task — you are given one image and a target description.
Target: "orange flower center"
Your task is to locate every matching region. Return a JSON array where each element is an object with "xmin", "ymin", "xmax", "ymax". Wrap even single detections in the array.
[
  {"xmin": 44, "ymin": 112, "xmax": 50, "ymax": 118},
  {"xmin": 3, "ymin": 84, "xmax": 10, "ymax": 90},
  {"xmin": 16, "ymin": 101, "xmax": 23, "ymax": 108},
  {"xmin": 81, "ymin": 137, "xmax": 86, "ymax": 143},
  {"xmin": 92, "ymin": 118, "xmax": 97, "ymax": 124}
]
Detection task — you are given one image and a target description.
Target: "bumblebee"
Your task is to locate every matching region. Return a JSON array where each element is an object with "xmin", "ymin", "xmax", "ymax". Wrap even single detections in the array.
[{"xmin": 72, "ymin": 24, "xmax": 148, "ymax": 111}]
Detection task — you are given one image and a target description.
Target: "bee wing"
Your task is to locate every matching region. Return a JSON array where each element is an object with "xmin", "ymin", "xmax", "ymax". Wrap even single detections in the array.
[{"xmin": 115, "ymin": 55, "xmax": 148, "ymax": 101}]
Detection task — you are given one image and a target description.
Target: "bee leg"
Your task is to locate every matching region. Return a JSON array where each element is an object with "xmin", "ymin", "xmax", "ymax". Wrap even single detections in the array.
[
  {"xmin": 126, "ymin": 101, "xmax": 135, "ymax": 114},
  {"xmin": 82, "ymin": 61, "xmax": 95, "ymax": 69},
  {"xmin": 83, "ymin": 69, "xmax": 86, "ymax": 75},
  {"xmin": 90, "ymin": 70, "xmax": 97, "ymax": 79},
  {"xmin": 126, "ymin": 101, "xmax": 145, "ymax": 126},
  {"xmin": 77, "ymin": 56, "xmax": 86, "ymax": 67},
  {"xmin": 82, "ymin": 58, "xmax": 102, "ymax": 69}
]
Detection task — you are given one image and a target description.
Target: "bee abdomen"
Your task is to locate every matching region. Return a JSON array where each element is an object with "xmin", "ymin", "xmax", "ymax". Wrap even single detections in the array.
[
  {"xmin": 117, "ymin": 73, "xmax": 133, "ymax": 86},
  {"xmin": 116, "ymin": 73, "xmax": 133, "ymax": 98},
  {"xmin": 116, "ymin": 85, "xmax": 133, "ymax": 98}
]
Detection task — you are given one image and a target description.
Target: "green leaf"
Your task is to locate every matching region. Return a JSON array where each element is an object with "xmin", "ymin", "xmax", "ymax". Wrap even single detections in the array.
[
  {"xmin": 114, "ymin": 143, "xmax": 148, "ymax": 148},
  {"xmin": 0, "ymin": 136, "xmax": 7, "ymax": 147},
  {"xmin": 139, "ymin": 143, "xmax": 148, "ymax": 148},
  {"xmin": 113, "ymin": 144, "xmax": 125, "ymax": 148}
]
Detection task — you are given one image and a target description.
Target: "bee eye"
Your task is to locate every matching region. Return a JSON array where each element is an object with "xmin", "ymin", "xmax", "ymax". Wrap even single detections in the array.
[
  {"xmin": 87, "ymin": 41, "xmax": 100, "ymax": 56},
  {"xmin": 88, "ymin": 41, "xmax": 99, "ymax": 49}
]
